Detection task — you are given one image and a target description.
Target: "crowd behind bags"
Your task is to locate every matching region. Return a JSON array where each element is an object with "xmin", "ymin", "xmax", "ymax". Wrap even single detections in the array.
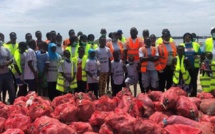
[{"xmin": 0, "ymin": 27, "xmax": 215, "ymax": 104}]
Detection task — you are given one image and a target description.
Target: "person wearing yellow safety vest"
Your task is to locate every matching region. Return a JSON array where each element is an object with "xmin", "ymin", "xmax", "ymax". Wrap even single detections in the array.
[
  {"xmin": 72, "ymin": 46, "xmax": 87, "ymax": 93},
  {"xmin": 4, "ymin": 32, "xmax": 19, "ymax": 56},
  {"xmin": 172, "ymin": 45, "xmax": 192, "ymax": 93},
  {"xmin": 79, "ymin": 34, "xmax": 88, "ymax": 55},
  {"xmin": 202, "ymin": 27, "xmax": 215, "ymax": 60},
  {"xmin": 180, "ymin": 33, "xmax": 201, "ymax": 97},
  {"xmin": 85, "ymin": 34, "xmax": 99, "ymax": 56},
  {"xmin": 156, "ymin": 29, "xmax": 174, "ymax": 46},
  {"xmin": 13, "ymin": 42, "xmax": 28, "ymax": 97},
  {"xmin": 57, "ymin": 50, "xmax": 77, "ymax": 94},
  {"xmin": 200, "ymin": 52, "xmax": 213, "ymax": 93},
  {"xmin": 117, "ymin": 30, "xmax": 126, "ymax": 44},
  {"xmin": 65, "ymin": 36, "xmax": 79, "ymax": 58}
]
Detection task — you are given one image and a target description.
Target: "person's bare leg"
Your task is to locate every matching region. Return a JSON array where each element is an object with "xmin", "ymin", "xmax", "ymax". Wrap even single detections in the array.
[{"xmin": 134, "ymin": 84, "xmax": 137, "ymax": 97}]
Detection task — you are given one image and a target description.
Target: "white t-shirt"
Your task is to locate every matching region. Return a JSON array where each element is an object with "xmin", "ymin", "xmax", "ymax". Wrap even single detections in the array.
[
  {"xmin": 165, "ymin": 44, "xmax": 174, "ymax": 65},
  {"xmin": 14, "ymin": 52, "xmax": 26, "ymax": 78},
  {"xmin": 126, "ymin": 63, "xmax": 138, "ymax": 81},
  {"xmin": 58, "ymin": 60, "xmax": 77, "ymax": 87},
  {"xmin": 139, "ymin": 47, "xmax": 158, "ymax": 70},
  {"xmin": 56, "ymin": 46, "xmax": 63, "ymax": 56},
  {"xmin": 85, "ymin": 59, "xmax": 99, "ymax": 83},
  {"xmin": 24, "ymin": 48, "xmax": 37, "ymax": 80},
  {"xmin": 111, "ymin": 60, "xmax": 124, "ymax": 85},
  {"xmin": 46, "ymin": 56, "xmax": 62, "ymax": 82},
  {"xmin": 95, "ymin": 47, "xmax": 112, "ymax": 73}
]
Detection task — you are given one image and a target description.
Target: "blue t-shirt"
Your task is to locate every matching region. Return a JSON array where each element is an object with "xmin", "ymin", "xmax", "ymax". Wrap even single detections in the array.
[
  {"xmin": 184, "ymin": 43, "xmax": 201, "ymax": 67},
  {"xmin": 36, "ymin": 51, "xmax": 50, "ymax": 73}
]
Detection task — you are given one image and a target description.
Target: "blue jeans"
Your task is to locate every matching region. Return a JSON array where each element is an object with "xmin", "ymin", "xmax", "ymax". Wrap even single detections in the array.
[{"xmin": 0, "ymin": 72, "xmax": 15, "ymax": 104}]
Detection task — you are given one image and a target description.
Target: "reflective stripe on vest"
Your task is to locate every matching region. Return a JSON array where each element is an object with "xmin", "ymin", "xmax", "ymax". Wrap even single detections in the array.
[
  {"xmin": 126, "ymin": 37, "xmax": 142, "ymax": 61},
  {"xmin": 180, "ymin": 42, "xmax": 201, "ymax": 68},
  {"xmin": 158, "ymin": 42, "xmax": 177, "ymax": 70},
  {"xmin": 56, "ymin": 60, "xmax": 77, "ymax": 92},
  {"xmin": 107, "ymin": 41, "xmax": 123, "ymax": 61},
  {"xmin": 200, "ymin": 75, "xmax": 211, "ymax": 92},
  {"xmin": 72, "ymin": 55, "xmax": 87, "ymax": 81},
  {"xmin": 173, "ymin": 56, "xmax": 191, "ymax": 85},
  {"xmin": 140, "ymin": 47, "xmax": 162, "ymax": 72},
  {"xmin": 3, "ymin": 43, "xmax": 19, "ymax": 56}
]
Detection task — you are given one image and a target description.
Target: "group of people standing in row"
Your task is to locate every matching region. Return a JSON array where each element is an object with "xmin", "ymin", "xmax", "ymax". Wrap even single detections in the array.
[{"xmin": 0, "ymin": 27, "xmax": 215, "ymax": 104}]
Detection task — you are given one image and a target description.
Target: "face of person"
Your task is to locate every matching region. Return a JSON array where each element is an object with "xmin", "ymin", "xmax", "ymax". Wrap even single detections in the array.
[
  {"xmin": 162, "ymin": 34, "xmax": 170, "ymax": 42},
  {"xmin": 113, "ymin": 52, "xmax": 119, "ymax": 61},
  {"xmin": 36, "ymin": 32, "xmax": 42, "ymax": 39},
  {"xmin": 26, "ymin": 34, "xmax": 32, "ymax": 41},
  {"xmin": 78, "ymin": 48, "xmax": 85, "ymax": 57},
  {"xmin": 10, "ymin": 34, "xmax": 17, "ymax": 41},
  {"xmin": 144, "ymin": 38, "xmax": 151, "ymax": 47},
  {"xmin": 177, "ymin": 47, "xmax": 185, "ymax": 56},
  {"xmin": 185, "ymin": 35, "xmax": 191, "ymax": 43},
  {"xmin": 90, "ymin": 51, "xmax": 95, "ymax": 58},
  {"xmin": 130, "ymin": 28, "xmax": 138, "ymax": 39},
  {"xmin": 51, "ymin": 46, "xmax": 56, "ymax": 52}
]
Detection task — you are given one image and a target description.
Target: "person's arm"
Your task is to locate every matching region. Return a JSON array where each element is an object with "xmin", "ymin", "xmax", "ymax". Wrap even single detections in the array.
[
  {"xmin": 14, "ymin": 64, "xmax": 22, "ymax": 76},
  {"xmin": 71, "ymin": 62, "xmax": 76, "ymax": 82},
  {"xmin": 171, "ymin": 58, "xmax": 177, "ymax": 70},
  {"xmin": 139, "ymin": 48, "xmax": 150, "ymax": 63}
]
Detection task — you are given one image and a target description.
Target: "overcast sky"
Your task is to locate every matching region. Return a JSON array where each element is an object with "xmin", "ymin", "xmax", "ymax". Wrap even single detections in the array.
[{"xmin": 0, "ymin": 0, "xmax": 214, "ymax": 41}]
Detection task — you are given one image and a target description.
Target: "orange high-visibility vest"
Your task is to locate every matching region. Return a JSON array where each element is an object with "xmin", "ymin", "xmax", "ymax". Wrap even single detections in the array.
[
  {"xmin": 125, "ymin": 37, "xmax": 143, "ymax": 62},
  {"xmin": 106, "ymin": 41, "xmax": 124, "ymax": 60},
  {"xmin": 63, "ymin": 38, "xmax": 70, "ymax": 50},
  {"xmin": 140, "ymin": 47, "xmax": 162, "ymax": 72},
  {"xmin": 158, "ymin": 42, "xmax": 177, "ymax": 70}
]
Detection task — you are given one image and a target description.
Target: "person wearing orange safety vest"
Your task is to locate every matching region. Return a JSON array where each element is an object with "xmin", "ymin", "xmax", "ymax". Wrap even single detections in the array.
[
  {"xmin": 157, "ymin": 30, "xmax": 177, "ymax": 92},
  {"xmin": 63, "ymin": 29, "xmax": 75, "ymax": 50},
  {"xmin": 124, "ymin": 27, "xmax": 144, "ymax": 91},
  {"xmin": 139, "ymin": 37, "xmax": 162, "ymax": 93},
  {"xmin": 106, "ymin": 32, "xmax": 124, "ymax": 61}
]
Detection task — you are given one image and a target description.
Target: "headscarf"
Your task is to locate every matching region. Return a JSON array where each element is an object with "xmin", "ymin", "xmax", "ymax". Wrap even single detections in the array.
[
  {"xmin": 88, "ymin": 49, "xmax": 96, "ymax": 60},
  {"xmin": 48, "ymin": 43, "xmax": 60, "ymax": 61}
]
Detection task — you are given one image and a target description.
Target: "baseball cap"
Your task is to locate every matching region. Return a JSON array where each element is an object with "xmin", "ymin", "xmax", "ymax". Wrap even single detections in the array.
[{"xmin": 117, "ymin": 30, "xmax": 123, "ymax": 34}]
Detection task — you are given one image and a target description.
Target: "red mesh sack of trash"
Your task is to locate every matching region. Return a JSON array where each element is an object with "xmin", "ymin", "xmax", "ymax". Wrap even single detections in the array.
[
  {"xmin": 176, "ymin": 96, "xmax": 199, "ymax": 119},
  {"xmin": 83, "ymin": 132, "xmax": 99, "ymax": 134},
  {"xmin": 28, "ymin": 116, "xmax": 76, "ymax": 134},
  {"xmin": 134, "ymin": 118, "xmax": 167, "ymax": 134},
  {"xmin": 94, "ymin": 96, "xmax": 117, "ymax": 111},
  {"xmin": 200, "ymin": 99, "xmax": 215, "ymax": 115},
  {"xmin": 13, "ymin": 96, "xmax": 28, "ymax": 107},
  {"xmin": 153, "ymin": 101, "xmax": 166, "ymax": 112},
  {"xmin": 4, "ymin": 114, "xmax": 31, "ymax": 133},
  {"xmin": 25, "ymin": 91, "xmax": 38, "ymax": 99},
  {"xmin": 137, "ymin": 93, "xmax": 155, "ymax": 117},
  {"xmin": 76, "ymin": 99, "xmax": 95, "ymax": 122},
  {"xmin": 188, "ymin": 97, "xmax": 202, "ymax": 109},
  {"xmin": 148, "ymin": 91, "xmax": 163, "ymax": 101},
  {"xmin": 75, "ymin": 92, "xmax": 92, "ymax": 101},
  {"xmin": 169, "ymin": 87, "xmax": 187, "ymax": 96},
  {"xmin": 99, "ymin": 123, "xmax": 114, "ymax": 134},
  {"xmin": 0, "ymin": 117, "xmax": 5, "ymax": 133},
  {"xmin": 160, "ymin": 88, "xmax": 179, "ymax": 110},
  {"xmin": 117, "ymin": 96, "xmax": 144, "ymax": 117},
  {"xmin": 28, "ymin": 97, "xmax": 53, "ymax": 120},
  {"xmin": 149, "ymin": 111, "xmax": 169, "ymax": 124},
  {"xmin": 2, "ymin": 128, "xmax": 24, "ymax": 134},
  {"xmin": 51, "ymin": 93, "xmax": 75, "ymax": 108},
  {"xmin": 116, "ymin": 87, "xmax": 132, "ymax": 99},
  {"xmin": 89, "ymin": 111, "xmax": 113, "ymax": 127},
  {"xmin": 0, "ymin": 102, "xmax": 9, "ymax": 119},
  {"xmin": 87, "ymin": 91, "xmax": 97, "ymax": 101},
  {"xmin": 197, "ymin": 92, "xmax": 213, "ymax": 99},
  {"xmin": 69, "ymin": 122, "xmax": 93, "ymax": 134},
  {"xmin": 8, "ymin": 105, "xmax": 27, "ymax": 116},
  {"xmin": 105, "ymin": 111, "xmax": 136, "ymax": 134},
  {"xmin": 52, "ymin": 103, "xmax": 78, "ymax": 123},
  {"xmin": 165, "ymin": 124, "xmax": 202, "ymax": 134},
  {"xmin": 163, "ymin": 115, "xmax": 215, "ymax": 134}
]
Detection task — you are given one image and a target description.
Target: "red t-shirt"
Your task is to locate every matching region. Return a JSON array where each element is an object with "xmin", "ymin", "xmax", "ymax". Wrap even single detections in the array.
[{"xmin": 77, "ymin": 61, "xmax": 82, "ymax": 81}]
